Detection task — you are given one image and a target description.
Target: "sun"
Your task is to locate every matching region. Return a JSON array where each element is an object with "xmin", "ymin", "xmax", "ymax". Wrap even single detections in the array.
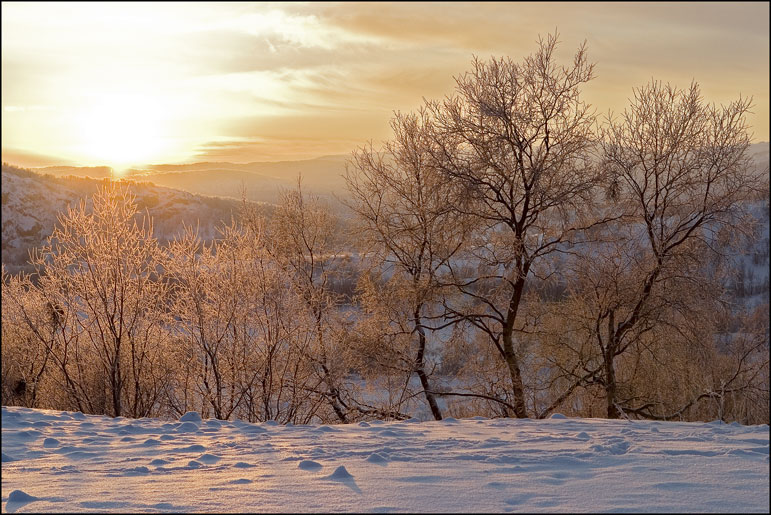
[{"xmin": 74, "ymin": 93, "xmax": 168, "ymax": 169}]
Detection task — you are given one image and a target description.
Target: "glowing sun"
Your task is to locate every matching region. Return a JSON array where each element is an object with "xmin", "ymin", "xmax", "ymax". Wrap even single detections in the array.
[{"xmin": 74, "ymin": 93, "xmax": 168, "ymax": 169}]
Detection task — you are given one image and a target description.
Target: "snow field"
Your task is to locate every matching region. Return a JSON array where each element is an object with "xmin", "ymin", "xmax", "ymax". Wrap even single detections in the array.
[{"xmin": 1, "ymin": 406, "xmax": 769, "ymax": 513}]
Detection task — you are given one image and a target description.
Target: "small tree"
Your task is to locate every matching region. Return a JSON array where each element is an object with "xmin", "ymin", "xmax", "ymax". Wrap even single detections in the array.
[
  {"xmin": 1, "ymin": 267, "xmax": 56, "ymax": 408},
  {"xmin": 267, "ymin": 181, "xmax": 360, "ymax": 423},
  {"xmin": 347, "ymin": 110, "xmax": 468, "ymax": 420},
  {"xmin": 4, "ymin": 182, "xmax": 172, "ymax": 417}
]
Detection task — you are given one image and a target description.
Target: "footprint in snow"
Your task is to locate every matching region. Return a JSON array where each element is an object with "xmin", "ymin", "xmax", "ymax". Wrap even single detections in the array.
[
  {"xmin": 233, "ymin": 462, "xmax": 256, "ymax": 469},
  {"xmin": 43, "ymin": 437, "xmax": 60, "ymax": 448}
]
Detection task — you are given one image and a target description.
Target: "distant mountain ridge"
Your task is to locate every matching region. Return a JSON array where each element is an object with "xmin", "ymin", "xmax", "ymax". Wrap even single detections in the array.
[
  {"xmin": 31, "ymin": 154, "xmax": 352, "ymax": 204},
  {"xmin": 22, "ymin": 143, "xmax": 769, "ymax": 204}
]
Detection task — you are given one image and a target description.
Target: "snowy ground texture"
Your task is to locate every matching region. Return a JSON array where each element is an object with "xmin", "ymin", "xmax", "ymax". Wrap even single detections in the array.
[{"xmin": 2, "ymin": 406, "xmax": 769, "ymax": 513}]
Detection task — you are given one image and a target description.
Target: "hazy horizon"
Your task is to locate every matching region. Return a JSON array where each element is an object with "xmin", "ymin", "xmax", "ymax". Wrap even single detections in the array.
[{"xmin": 2, "ymin": 2, "xmax": 769, "ymax": 170}]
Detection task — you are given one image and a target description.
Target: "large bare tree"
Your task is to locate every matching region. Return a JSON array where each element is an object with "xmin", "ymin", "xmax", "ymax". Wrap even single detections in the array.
[
  {"xmin": 424, "ymin": 33, "xmax": 602, "ymax": 417},
  {"xmin": 587, "ymin": 80, "xmax": 761, "ymax": 418}
]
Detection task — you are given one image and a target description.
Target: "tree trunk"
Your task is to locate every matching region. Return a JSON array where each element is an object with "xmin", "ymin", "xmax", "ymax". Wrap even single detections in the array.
[
  {"xmin": 111, "ymin": 358, "xmax": 122, "ymax": 418},
  {"xmin": 501, "ymin": 342, "xmax": 528, "ymax": 418},
  {"xmin": 501, "ymin": 276, "xmax": 529, "ymax": 419},
  {"xmin": 604, "ymin": 350, "xmax": 620, "ymax": 419},
  {"xmin": 414, "ymin": 312, "xmax": 443, "ymax": 420},
  {"xmin": 604, "ymin": 310, "xmax": 620, "ymax": 419}
]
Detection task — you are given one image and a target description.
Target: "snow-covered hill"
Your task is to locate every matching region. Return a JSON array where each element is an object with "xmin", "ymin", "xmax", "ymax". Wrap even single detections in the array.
[
  {"xmin": 1, "ymin": 164, "xmax": 270, "ymax": 274},
  {"xmin": 1, "ymin": 406, "xmax": 768, "ymax": 513}
]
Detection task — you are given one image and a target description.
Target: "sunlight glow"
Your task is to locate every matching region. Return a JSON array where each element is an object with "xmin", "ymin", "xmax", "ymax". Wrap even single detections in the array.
[{"xmin": 73, "ymin": 94, "xmax": 167, "ymax": 168}]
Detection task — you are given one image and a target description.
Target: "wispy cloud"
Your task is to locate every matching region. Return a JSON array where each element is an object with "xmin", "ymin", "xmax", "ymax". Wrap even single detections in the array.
[{"xmin": 2, "ymin": 2, "xmax": 767, "ymax": 167}]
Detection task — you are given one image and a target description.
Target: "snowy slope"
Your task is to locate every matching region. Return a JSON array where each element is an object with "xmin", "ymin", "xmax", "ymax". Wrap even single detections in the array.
[{"xmin": 2, "ymin": 407, "xmax": 768, "ymax": 513}]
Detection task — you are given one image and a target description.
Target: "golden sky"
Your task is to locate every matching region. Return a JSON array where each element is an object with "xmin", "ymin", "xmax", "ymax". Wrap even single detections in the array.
[{"xmin": 2, "ymin": 1, "xmax": 769, "ymax": 169}]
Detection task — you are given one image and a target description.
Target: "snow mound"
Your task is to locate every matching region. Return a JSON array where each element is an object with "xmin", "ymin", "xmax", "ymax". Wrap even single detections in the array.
[
  {"xmin": 180, "ymin": 412, "xmax": 202, "ymax": 424},
  {"xmin": 298, "ymin": 460, "xmax": 323, "ymax": 471},
  {"xmin": 7, "ymin": 490, "xmax": 37, "ymax": 503},
  {"xmin": 176, "ymin": 444, "xmax": 206, "ymax": 453},
  {"xmin": 125, "ymin": 466, "xmax": 150, "ymax": 475},
  {"xmin": 174, "ymin": 422, "xmax": 200, "ymax": 433},
  {"xmin": 198, "ymin": 453, "xmax": 221, "ymax": 464},
  {"xmin": 326, "ymin": 465, "xmax": 354, "ymax": 480},
  {"xmin": 366, "ymin": 453, "xmax": 388, "ymax": 465},
  {"xmin": 43, "ymin": 437, "xmax": 61, "ymax": 448}
]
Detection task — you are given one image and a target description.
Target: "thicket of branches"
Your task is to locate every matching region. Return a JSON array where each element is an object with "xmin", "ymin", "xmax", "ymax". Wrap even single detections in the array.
[{"xmin": 2, "ymin": 34, "xmax": 768, "ymax": 424}]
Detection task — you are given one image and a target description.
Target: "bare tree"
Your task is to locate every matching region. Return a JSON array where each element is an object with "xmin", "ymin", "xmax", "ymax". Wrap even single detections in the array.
[
  {"xmin": 3, "ymin": 183, "xmax": 172, "ymax": 417},
  {"xmin": 165, "ymin": 219, "xmax": 325, "ymax": 423},
  {"xmin": 584, "ymin": 80, "xmax": 761, "ymax": 418},
  {"xmin": 346, "ymin": 110, "xmax": 468, "ymax": 420},
  {"xmin": 424, "ymin": 33, "xmax": 601, "ymax": 417},
  {"xmin": 1, "ymin": 267, "xmax": 56, "ymax": 408},
  {"xmin": 267, "ymin": 181, "xmax": 361, "ymax": 423}
]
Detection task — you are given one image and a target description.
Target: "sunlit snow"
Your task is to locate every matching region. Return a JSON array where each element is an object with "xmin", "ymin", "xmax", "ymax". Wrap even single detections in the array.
[{"xmin": 1, "ymin": 406, "xmax": 768, "ymax": 513}]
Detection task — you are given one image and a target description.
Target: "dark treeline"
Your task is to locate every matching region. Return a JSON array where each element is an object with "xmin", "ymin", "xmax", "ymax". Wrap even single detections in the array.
[{"xmin": 2, "ymin": 34, "xmax": 768, "ymax": 424}]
